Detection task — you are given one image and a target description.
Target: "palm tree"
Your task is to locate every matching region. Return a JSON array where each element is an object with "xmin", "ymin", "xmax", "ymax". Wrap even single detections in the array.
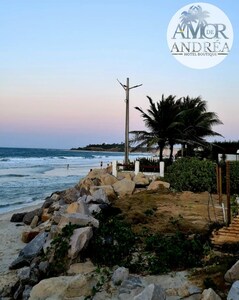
[
  {"xmin": 130, "ymin": 95, "xmax": 182, "ymax": 161},
  {"xmin": 178, "ymin": 96, "xmax": 223, "ymax": 156}
]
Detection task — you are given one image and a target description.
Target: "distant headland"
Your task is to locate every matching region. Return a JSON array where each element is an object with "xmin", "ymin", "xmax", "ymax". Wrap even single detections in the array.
[
  {"xmin": 71, "ymin": 143, "xmax": 125, "ymax": 152},
  {"xmin": 71, "ymin": 143, "xmax": 152, "ymax": 153}
]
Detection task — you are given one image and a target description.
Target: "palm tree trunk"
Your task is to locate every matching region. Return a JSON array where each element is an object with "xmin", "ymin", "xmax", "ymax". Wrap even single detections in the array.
[{"xmin": 169, "ymin": 144, "xmax": 174, "ymax": 161}]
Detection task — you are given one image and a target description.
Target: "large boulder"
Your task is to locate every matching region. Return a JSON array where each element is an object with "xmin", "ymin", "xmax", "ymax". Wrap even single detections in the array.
[
  {"xmin": 66, "ymin": 200, "xmax": 89, "ymax": 215},
  {"xmin": 68, "ymin": 227, "xmax": 93, "ymax": 259},
  {"xmin": 10, "ymin": 232, "xmax": 48, "ymax": 269},
  {"xmin": 90, "ymin": 185, "xmax": 116, "ymax": 201},
  {"xmin": 10, "ymin": 212, "xmax": 27, "ymax": 222},
  {"xmin": 29, "ymin": 274, "xmax": 97, "ymax": 300},
  {"xmin": 61, "ymin": 187, "xmax": 80, "ymax": 204},
  {"xmin": 99, "ymin": 173, "xmax": 118, "ymax": 186},
  {"xmin": 67, "ymin": 260, "xmax": 96, "ymax": 275},
  {"xmin": 113, "ymin": 178, "xmax": 135, "ymax": 197},
  {"xmin": 133, "ymin": 173, "xmax": 150, "ymax": 187},
  {"xmin": 147, "ymin": 180, "xmax": 170, "ymax": 191},
  {"xmin": 112, "ymin": 267, "xmax": 129, "ymax": 286},
  {"xmin": 91, "ymin": 188, "xmax": 110, "ymax": 204},
  {"xmin": 227, "ymin": 280, "xmax": 239, "ymax": 300},
  {"xmin": 23, "ymin": 208, "xmax": 43, "ymax": 225},
  {"xmin": 225, "ymin": 260, "xmax": 239, "ymax": 283},
  {"xmin": 133, "ymin": 283, "xmax": 166, "ymax": 300},
  {"xmin": 57, "ymin": 213, "xmax": 99, "ymax": 231},
  {"xmin": 117, "ymin": 172, "xmax": 134, "ymax": 181},
  {"xmin": 201, "ymin": 288, "xmax": 221, "ymax": 300}
]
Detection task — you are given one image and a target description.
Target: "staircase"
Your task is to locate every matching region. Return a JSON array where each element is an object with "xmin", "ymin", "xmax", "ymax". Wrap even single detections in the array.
[{"xmin": 211, "ymin": 215, "xmax": 239, "ymax": 246}]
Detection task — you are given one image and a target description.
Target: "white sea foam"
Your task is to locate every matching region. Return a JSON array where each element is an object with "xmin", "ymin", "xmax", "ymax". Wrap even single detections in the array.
[{"xmin": 0, "ymin": 148, "xmax": 150, "ymax": 214}]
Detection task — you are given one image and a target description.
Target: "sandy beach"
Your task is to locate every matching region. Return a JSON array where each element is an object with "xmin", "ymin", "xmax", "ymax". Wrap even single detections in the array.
[{"xmin": 0, "ymin": 204, "xmax": 41, "ymax": 290}]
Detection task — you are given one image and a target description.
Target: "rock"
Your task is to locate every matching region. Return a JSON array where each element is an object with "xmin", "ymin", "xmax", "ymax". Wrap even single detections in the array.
[
  {"xmin": 85, "ymin": 195, "xmax": 94, "ymax": 204},
  {"xmin": 78, "ymin": 199, "xmax": 90, "ymax": 214},
  {"xmin": 21, "ymin": 231, "xmax": 40, "ymax": 243},
  {"xmin": 227, "ymin": 280, "xmax": 239, "ymax": 300},
  {"xmin": 147, "ymin": 180, "xmax": 170, "ymax": 191},
  {"xmin": 99, "ymin": 173, "xmax": 118, "ymax": 186},
  {"xmin": 30, "ymin": 215, "xmax": 39, "ymax": 229},
  {"xmin": 112, "ymin": 267, "xmax": 129, "ymax": 286},
  {"xmin": 143, "ymin": 271, "xmax": 202, "ymax": 299},
  {"xmin": 10, "ymin": 212, "xmax": 27, "ymax": 222},
  {"xmin": 61, "ymin": 187, "xmax": 80, "ymax": 204},
  {"xmin": 201, "ymin": 288, "xmax": 221, "ymax": 300},
  {"xmin": 57, "ymin": 213, "xmax": 99, "ymax": 231},
  {"xmin": 10, "ymin": 232, "xmax": 48, "ymax": 269},
  {"xmin": 90, "ymin": 185, "xmax": 116, "ymax": 201},
  {"xmin": 13, "ymin": 284, "xmax": 24, "ymax": 300},
  {"xmin": 17, "ymin": 266, "xmax": 39, "ymax": 285},
  {"xmin": 41, "ymin": 197, "xmax": 54, "ymax": 209},
  {"xmin": 50, "ymin": 192, "xmax": 61, "ymax": 201},
  {"xmin": 48, "ymin": 201, "xmax": 61, "ymax": 213},
  {"xmin": 67, "ymin": 260, "xmax": 96, "ymax": 275},
  {"xmin": 119, "ymin": 275, "xmax": 144, "ymax": 296},
  {"xmin": 68, "ymin": 226, "xmax": 93, "ymax": 259},
  {"xmin": 41, "ymin": 208, "xmax": 52, "ymax": 222},
  {"xmin": 66, "ymin": 202, "xmax": 80, "ymax": 214},
  {"xmin": 38, "ymin": 261, "xmax": 49, "ymax": 274},
  {"xmin": 66, "ymin": 200, "xmax": 89, "ymax": 215},
  {"xmin": 88, "ymin": 204, "xmax": 101, "ymax": 215},
  {"xmin": 35, "ymin": 219, "xmax": 52, "ymax": 232},
  {"xmin": 113, "ymin": 178, "xmax": 135, "ymax": 197},
  {"xmin": 133, "ymin": 173, "xmax": 150, "ymax": 187},
  {"xmin": 29, "ymin": 274, "xmax": 97, "ymax": 300},
  {"xmin": 225, "ymin": 260, "xmax": 239, "ymax": 283},
  {"xmin": 87, "ymin": 168, "xmax": 108, "ymax": 179},
  {"xmin": 22, "ymin": 285, "xmax": 32, "ymax": 300},
  {"xmin": 133, "ymin": 283, "xmax": 166, "ymax": 300},
  {"xmin": 23, "ymin": 208, "xmax": 43, "ymax": 225},
  {"xmin": 92, "ymin": 188, "xmax": 110, "ymax": 204},
  {"xmin": 117, "ymin": 172, "xmax": 134, "ymax": 181}
]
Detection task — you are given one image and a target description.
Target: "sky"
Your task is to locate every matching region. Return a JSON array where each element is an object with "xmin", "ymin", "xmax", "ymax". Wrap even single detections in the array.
[{"xmin": 0, "ymin": 0, "xmax": 238, "ymax": 149}]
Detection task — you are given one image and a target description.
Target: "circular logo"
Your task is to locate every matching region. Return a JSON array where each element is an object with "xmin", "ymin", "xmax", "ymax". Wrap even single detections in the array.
[{"xmin": 167, "ymin": 3, "xmax": 233, "ymax": 69}]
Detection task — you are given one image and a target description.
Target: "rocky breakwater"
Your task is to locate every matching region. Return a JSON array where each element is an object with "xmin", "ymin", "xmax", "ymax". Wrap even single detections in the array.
[{"xmin": 0, "ymin": 168, "xmax": 234, "ymax": 300}]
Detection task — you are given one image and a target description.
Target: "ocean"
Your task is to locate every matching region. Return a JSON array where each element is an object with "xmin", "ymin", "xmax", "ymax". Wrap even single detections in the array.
[{"xmin": 0, "ymin": 147, "xmax": 148, "ymax": 214}]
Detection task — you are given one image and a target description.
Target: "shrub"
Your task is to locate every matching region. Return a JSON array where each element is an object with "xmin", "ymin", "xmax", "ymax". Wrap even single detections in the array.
[
  {"xmin": 144, "ymin": 232, "xmax": 205, "ymax": 274},
  {"xmin": 219, "ymin": 161, "xmax": 239, "ymax": 194},
  {"xmin": 87, "ymin": 213, "xmax": 135, "ymax": 267},
  {"xmin": 165, "ymin": 157, "xmax": 217, "ymax": 192},
  {"xmin": 45, "ymin": 223, "xmax": 82, "ymax": 276}
]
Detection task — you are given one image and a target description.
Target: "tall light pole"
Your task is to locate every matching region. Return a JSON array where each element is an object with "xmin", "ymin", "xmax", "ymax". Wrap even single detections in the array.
[{"xmin": 118, "ymin": 78, "xmax": 142, "ymax": 165}]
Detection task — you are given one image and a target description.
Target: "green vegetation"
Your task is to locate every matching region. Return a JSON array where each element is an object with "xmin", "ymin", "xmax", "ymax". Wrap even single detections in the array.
[
  {"xmin": 71, "ymin": 142, "xmax": 125, "ymax": 152},
  {"xmin": 131, "ymin": 95, "xmax": 222, "ymax": 161},
  {"xmin": 86, "ymin": 210, "xmax": 212, "ymax": 275},
  {"xmin": 87, "ymin": 213, "xmax": 135, "ymax": 267},
  {"xmin": 44, "ymin": 223, "xmax": 82, "ymax": 276},
  {"xmin": 165, "ymin": 157, "xmax": 217, "ymax": 192}
]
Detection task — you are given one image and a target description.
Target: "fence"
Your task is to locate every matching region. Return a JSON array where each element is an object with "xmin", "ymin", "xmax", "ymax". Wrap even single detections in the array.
[{"xmin": 112, "ymin": 160, "xmax": 165, "ymax": 178}]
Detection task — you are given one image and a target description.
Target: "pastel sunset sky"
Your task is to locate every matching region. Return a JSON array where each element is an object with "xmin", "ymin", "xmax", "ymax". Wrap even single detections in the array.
[{"xmin": 0, "ymin": 0, "xmax": 238, "ymax": 148}]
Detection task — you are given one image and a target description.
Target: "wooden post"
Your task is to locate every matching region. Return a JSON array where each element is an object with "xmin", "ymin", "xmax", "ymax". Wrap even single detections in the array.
[
  {"xmin": 219, "ymin": 166, "xmax": 222, "ymax": 204},
  {"xmin": 226, "ymin": 161, "xmax": 231, "ymax": 226},
  {"xmin": 216, "ymin": 165, "xmax": 222, "ymax": 205}
]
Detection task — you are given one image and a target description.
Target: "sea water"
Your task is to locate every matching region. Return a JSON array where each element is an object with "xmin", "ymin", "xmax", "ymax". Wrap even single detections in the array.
[{"xmin": 0, "ymin": 147, "xmax": 148, "ymax": 214}]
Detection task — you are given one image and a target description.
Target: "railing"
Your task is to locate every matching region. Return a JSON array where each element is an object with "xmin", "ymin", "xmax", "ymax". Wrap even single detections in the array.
[{"xmin": 112, "ymin": 160, "xmax": 165, "ymax": 178}]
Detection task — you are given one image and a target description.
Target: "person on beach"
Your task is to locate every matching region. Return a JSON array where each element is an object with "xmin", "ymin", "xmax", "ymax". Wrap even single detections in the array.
[{"xmin": 100, "ymin": 161, "xmax": 103, "ymax": 168}]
